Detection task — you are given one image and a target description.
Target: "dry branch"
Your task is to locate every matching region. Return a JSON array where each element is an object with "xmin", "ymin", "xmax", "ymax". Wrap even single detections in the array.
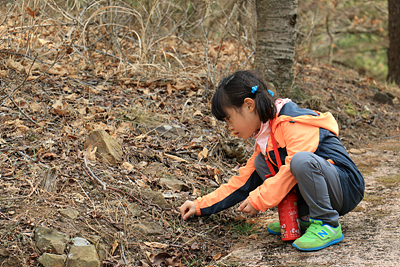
[{"xmin": 81, "ymin": 162, "xmax": 143, "ymax": 205}]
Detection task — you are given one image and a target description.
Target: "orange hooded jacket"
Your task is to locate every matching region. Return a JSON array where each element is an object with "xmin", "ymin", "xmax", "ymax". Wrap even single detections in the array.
[{"xmin": 193, "ymin": 102, "xmax": 364, "ymax": 216}]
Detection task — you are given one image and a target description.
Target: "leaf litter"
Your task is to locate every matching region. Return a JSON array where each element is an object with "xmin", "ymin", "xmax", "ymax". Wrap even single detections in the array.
[{"xmin": 0, "ymin": 3, "xmax": 400, "ymax": 267}]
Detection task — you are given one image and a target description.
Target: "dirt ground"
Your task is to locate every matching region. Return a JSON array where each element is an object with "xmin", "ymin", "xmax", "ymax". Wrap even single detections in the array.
[
  {"xmin": 219, "ymin": 137, "xmax": 400, "ymax": 267},
  {"xmin": 1, "ymin": 39, "xmax": 400, "ymax": 266}
]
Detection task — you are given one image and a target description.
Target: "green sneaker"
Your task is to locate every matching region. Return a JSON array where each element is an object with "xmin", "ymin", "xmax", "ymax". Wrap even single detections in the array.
[
  {"xmin": 267, "ymin": 219, "xmax": 311, "ymax": 235},
  {"xmin": 292, "ymin": 218, "xmax": 343, "ymax": 251}
]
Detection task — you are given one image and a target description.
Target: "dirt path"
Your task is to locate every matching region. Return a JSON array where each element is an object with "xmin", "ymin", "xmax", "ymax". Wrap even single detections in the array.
[{"xmin": 219, "ymin": 137, "xmax": 400, "ymax": 267}]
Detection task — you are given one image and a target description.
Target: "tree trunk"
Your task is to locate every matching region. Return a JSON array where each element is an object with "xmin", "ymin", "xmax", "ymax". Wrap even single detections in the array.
[
  {"xmin": 254, "ymin": 0, "xmax": 298, "ymax": 97},
  {"xmin": 387, "ymin": 0, "xmax": 400, "ymax": 85}
]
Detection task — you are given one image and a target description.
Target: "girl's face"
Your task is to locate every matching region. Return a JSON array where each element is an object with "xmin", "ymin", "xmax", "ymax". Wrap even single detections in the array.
[{"xmin": 224, "ymin": 98, "xmax": 262, "ymax": 139}]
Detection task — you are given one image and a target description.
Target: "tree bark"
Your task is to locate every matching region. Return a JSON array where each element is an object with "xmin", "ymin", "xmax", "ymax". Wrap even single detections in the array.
[
  {"xmin": 254, "ymin": 0, "xmax": 298, "ymax": 97},
  {"xmin": 387, "ymin": 0, "xmax": 400, "ymax": 85}
]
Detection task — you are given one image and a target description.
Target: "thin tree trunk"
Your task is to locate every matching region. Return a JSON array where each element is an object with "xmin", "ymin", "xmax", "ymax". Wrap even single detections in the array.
[
  {"xmin": 387, "ymin": 0, "xmax": 400, "ymax": 85},
  {"xmin": 254, "ymin": 0, "xmax": 298, "ymax": 97}
]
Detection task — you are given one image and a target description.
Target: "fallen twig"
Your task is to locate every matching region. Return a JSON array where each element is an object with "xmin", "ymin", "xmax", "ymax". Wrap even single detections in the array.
[
  {"xmin": 81, "ymin": 162, "xmax": 143, "ymax": 205},
  {"xmin": 377, "ymin": 134, "xmax": 400, "ymax": 140},
  {"xmin": 0, "ymin": 54, "xmax": 38, "ymax": 105},
  {"xmin": 11, "ymin": 98, "xmax": 38, "ymax": 125},
  {"xmin": 119, "ymin": 232, "xmax": 127, "ymax": 264},
  {"xmin": 108, "ymin": 185, "xmax": 143, "ymax": 205},
  {"xmin": 0, "ymin": 211, "xmax": 12, "ymax": 220},
  {"xmin": 131, "ymin": 88, "xmax": 164, "ymax": 103},
  {"xmin": 83, "ymin": 152, "xmax": 107, "ymax": 190},
  {"xmin": 371, "ymin": 112, "xmax": 381, "ymax": 127}
]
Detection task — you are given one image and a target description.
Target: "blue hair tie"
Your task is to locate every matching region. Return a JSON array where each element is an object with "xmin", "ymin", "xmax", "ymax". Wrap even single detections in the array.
[
  {"xmin": 268, "ymin": 90, "xmax": 275, "ymax": 97},
  {"xmin": 251, "ymin": 86, "xmax": 258, "ymax": 94}
]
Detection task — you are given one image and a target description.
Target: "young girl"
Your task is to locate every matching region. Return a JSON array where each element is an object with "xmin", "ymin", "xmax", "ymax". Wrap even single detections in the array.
[{"xmin": 179, "ymin": 70, "xmax": 365, "ymax": 251}]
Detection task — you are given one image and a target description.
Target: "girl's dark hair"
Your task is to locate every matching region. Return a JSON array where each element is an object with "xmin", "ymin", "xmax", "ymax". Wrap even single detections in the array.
[{"xmin": 211, "ymin": 70, "xmax": 277, "ymax": 123}]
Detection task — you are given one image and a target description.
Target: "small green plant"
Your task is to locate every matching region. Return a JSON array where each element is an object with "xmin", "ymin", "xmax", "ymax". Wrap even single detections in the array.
[
  {"xmin": 344, "ymin": 103, "xmax": 357, "ymax": 117},
  {"xmin": 230, "ymin": 220, "xmax": 258, "ymax": 236},
  {"xmin": 200, "ymin": 186, "xmax": 214, "ymax": 196},
  {"xmin": 182, "ymin": 253, "xmax": 207, "ymax": 267}
]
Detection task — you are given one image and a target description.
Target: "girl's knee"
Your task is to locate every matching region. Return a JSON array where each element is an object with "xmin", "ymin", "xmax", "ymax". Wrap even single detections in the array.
[{"xmin": 290, "ymin": 151, "xmax": 315, "ymax": 174}]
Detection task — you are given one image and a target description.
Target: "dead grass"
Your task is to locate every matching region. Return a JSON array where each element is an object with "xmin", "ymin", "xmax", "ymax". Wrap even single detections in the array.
[
  {"xmin": 376, "ymin": 174, "xmax": 400, "ymax": 188},
  {"xmin": 378, "ymin": 145, "xmax": 400, "ymax": 152},
  {"xmin": 362, "ymin": 192, "xmax": 385, "ymax": 206}
]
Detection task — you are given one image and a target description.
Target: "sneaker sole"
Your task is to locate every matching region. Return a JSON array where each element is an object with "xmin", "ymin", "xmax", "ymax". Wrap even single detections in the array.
[
  {"xmin": 292, "ymin": 234, "xmax": 344, "ymax": 251},
  {"xmin": 267, "ymin": 227, "xmax": 281, "ymax": 235}
]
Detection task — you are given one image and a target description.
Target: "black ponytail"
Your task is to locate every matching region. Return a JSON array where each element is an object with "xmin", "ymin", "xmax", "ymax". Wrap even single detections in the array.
[{"xmin": 211, "ymin": 70, "xmax": 277, "ymax": 123}]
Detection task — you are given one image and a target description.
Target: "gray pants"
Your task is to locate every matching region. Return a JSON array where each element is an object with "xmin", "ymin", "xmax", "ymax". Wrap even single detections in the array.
[{"xmin": 254, "ymin": 151, "xmax": 343, "ymax": 227}]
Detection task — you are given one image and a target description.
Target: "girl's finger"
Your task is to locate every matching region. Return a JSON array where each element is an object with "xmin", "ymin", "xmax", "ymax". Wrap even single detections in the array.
[{"xmin": 238, "ymin": 202, "xmax": 244, "ymax": 211}]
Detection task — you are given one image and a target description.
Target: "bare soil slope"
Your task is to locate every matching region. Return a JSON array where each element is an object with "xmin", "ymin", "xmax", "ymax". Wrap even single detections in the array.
[{"xmin": 1, "ymin": 47, "xmax": 400, "ymax": 266}]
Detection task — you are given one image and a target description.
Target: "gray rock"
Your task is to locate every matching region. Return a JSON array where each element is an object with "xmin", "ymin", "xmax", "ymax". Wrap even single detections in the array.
[
  {"xmin": 221, "ymin": 138, "xmax": 249, "ymax": 163},
  {"xmin": 84, "ymin": 129, "xmax": 123, "ymax": 165},
  {"xmin": 38, "ymin": 253, "xmax": 66, "ymax": 267},
  {"xmin": 132, "ymin": 222, "xmax": 164, "ymax": 236},
  {"xmin": 159, "ymin": 177, "xmax": 190, "ymax": 191},
  {"xmin": 373, "ymin": 92, "xmax": 393, "ymax": 105},
  {"xmin": 40, "ymin": 167, "xmax": 58, "ymax": 193},
  {"xmin": 59, "ymin": 208, "xmax": 80, "ymax": 219},
  {"xmin": 73, "ymin": 237, "xmax": 91, "ymax": 246},
  {"xmin": 35, "ymin": 226, "xmax": 69, "ymax": 254},
  {"xmin": 127, "ymin": 203, "xmax": 143, "ymax": 217},
  {"xmin": 142, "ymin": 189, "xmax": 169, "ymax": 209},
  {"xmin": 153, "ymin": 124, "xmax": 185, "ymax": 138},
  {"xmin": 143, "ymin": 162, "xmax": 167, "ymax": 177},
  {"xmin": 66, "ymin": 244, "xmax": 100, "ymax": 267},
  {"xmin": 0, "ymin": 248, "xmax": 9, "ymax": 257}
]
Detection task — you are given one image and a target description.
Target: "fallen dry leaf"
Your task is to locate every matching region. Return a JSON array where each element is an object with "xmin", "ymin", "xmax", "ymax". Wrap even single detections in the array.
[
  {"xmin": 198, "ymin": 147, "xmax": 208, "ymax": 159},
  {"xmin": 47, "ymin": 64, "xmax": 68, "ymax": 76},
  {"xmin": 173, "ymin": 81, "xmax": 188, "ymax": 91},
  {"xmin": 190, "ymin": 242, "xmax": 199, "ymax": 250},
  {"xmin": 167, "ymin": 82, "xmax": 173, "ymax": 95},
  {"xmin": 111, "ymin": 239, "xmax": 118, "ymax": 254},
  {"xmin": 193, "ymin": 110, "xmax": 203, "ymax": 117},
  {"xmin": 41, "ymin": 152, "xmax": 58, "ymax": 159},
  {"xmin": 26, "ymin": 7, "xmax": 35, "ymax": 18},
  {"xmin": 116, "ymin": 122, "xmax": 134, "ymax": 133},
  {"xmin": 67, "ymin": 178, "xmax": 77, "ymax": 186},
  {"xmin": 52, "ymin": 108, "xmax": 69, "ymax": 116},
  {"xmin": 29, "ymin": 102, "xmax": 42, "ymax": 112},
  {"xmin": 65, "ymin": 93, "xmax": 77, "ymax": 101},
  {"xmin": 78, "ymin": 107, "xmax": 87, "ymax": 115},
  {"xmin": 6, "ymin": 58, "xmax": 24, "ymax": 72},
  {"xmin": 0, "ymin": 70, "xmax": 8, "ymax": 77},
  {"xmin": 86, "ymin": 147, "xmax": 97, "ymax": 162},
  {"xmin": 38, "ymin": 38, "xmax": 50, "ymax": 46},
  {"xmin": 143, "ymin": 241, "xmax": 169, "ymax": 249},
  {"xmin": 122, "ymin": 162, "xmax": 134, "ymax": 171},
  {"xmin": 16, "ymin": 124, "xmax": 30, "ymax": 132},
  {"xmin": 151, "ymin": 252, "xmax": 181, "ymax": 267},
  {"xmin": 164, "ymin": 153, "xmax": 189, "ymax": 163},
  {"xmin": 52, "ymin": 98, "xmax": 64, "ymax": 110},
  {"xmin": 51, "ymin": 97, "xmax": 69, "ymax": 116},
  {"xmin": 213, "ymin": 253, "xmax": 222, "ymax": 261},
  {"xmin": 90, "ymin": 106, "xmax": 105, "ymax": 113},
  {"xmin": 25, "ymin": 62, "xmax": 43, "ymax": 75}
]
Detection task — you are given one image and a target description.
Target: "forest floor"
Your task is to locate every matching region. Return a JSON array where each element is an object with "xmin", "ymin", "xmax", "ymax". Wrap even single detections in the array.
[
  {"xmin": 1, "ymin": 14, "xmax": 400, "ymax": 265},
  {"xmin": 1, "ymin": 56, "xmax": 400, "ymax": 267}
]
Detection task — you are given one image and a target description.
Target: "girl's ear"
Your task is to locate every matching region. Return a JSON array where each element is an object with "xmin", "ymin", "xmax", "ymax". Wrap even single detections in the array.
[{"xmin": 243, "ymin": 98, "xmax": 255, "ymax": 112}]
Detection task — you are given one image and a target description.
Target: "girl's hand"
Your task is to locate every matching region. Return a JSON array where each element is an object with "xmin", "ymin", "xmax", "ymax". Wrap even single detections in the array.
[
  {"xmin": 179, "ymin": 201, "xmax": 196, "ymax": 220},
  {"xmin": 238, "ymin": 198, "xmax": 258, "ymax": 215}
]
